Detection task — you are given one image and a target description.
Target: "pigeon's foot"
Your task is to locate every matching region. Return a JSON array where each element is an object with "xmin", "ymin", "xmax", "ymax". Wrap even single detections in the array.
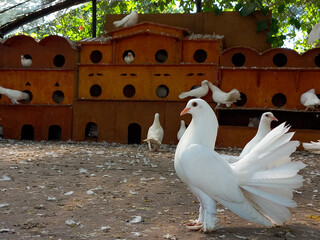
[{"xmin": 185, "ymin": 220, "xmax": 203, "ymax": 231}]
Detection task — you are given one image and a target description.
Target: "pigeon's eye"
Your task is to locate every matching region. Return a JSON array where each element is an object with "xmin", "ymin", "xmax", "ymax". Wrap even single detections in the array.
[{"xmin": 192, "ymin": 102, "xmax": 198, "ymax": 107}]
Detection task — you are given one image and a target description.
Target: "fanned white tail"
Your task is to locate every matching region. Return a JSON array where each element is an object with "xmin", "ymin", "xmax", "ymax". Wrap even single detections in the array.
[
  {"xmin": 232, "ymin": 123, "xmax": 305, "ymax": 225},
  {"xmin": 302, "ymin": 140, "xmax": 320, "ymax": 154}
]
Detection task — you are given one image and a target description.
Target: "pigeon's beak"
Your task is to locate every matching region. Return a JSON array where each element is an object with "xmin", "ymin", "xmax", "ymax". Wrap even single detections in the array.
[
  {"xmin": 272, "ymin": 116, "xmax": 278, "ymax": 121},
  {"xmin": 180, "ymin": 107, "xmax": 190, "ymax": 116}
]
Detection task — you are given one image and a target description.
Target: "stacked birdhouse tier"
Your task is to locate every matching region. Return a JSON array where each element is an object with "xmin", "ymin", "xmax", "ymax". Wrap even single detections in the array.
[
  {"xmin": 215, "ymin": 46, "xmax": 320, "ymax": 148},
  {"xmin": 0, "ymin": 35, "xmax": 78, "ymax": 140}
]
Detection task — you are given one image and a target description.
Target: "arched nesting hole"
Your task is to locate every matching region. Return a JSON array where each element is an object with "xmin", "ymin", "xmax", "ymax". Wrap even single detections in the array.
[
  {"xmin": 123, "ymin": 84, "xmax": 135, "ymax": 98},
  {"xmin": 90, "ymin": 84, "xmax": 102, "ymax": 97},
  {"xmin": 272, "ymin": 53, "xmax": 287, "ymax": 67},
  {"xmin": 193, "ymin": 49, "xmax": 207, "ymax": 63},
  {"xmin": 155, "ymin": 49, "xmax": 168, "ymax": 63},
  {"xmin": 128, "ymin": 123, "xmax": 141, "ymax": 144},
  {"xmin": 22, "ymin": 90, "xmax": 32, "ymax": 103},
  {"xmin": 122, "ymin": 50, "xmax": 135, "ymax": 61},
  {"xmin": 48, "ymin": 125, "xmax": 61, "ymax": 140},
  {"xmin": 231, "ymin": 53, "xmax": 246, "ymax": 67},
  {"xmin": 52, "ymin": 90, "xmax": 64, "ymax": 103},
  {"xmin": 234, "ymin": 92, "xmax": 247, "ymax": 106},
  {"xmin": 53, "ymin": 54, "xmax": 65, "ymax": 67},
  {"xmin": 156, "ymin": 85, "xmax": 169, "ymax": 98},
  {"xmin": 85, "ymin": 122, "xmax": 98, "ymax": 140},
  {"xmin": 21, "ymin": 125, "xmax": 34, "ymax": 140},
  {"xmin": 90, "ymin": 50, "xmax": 102, "ymax": 63},
  {"xmin": 272, "ymin": 93, "xmax": 287, "ymax": 107},
  {"xmin": 314, "ymin": 54, "xmax": 320, "ymax": 67}
]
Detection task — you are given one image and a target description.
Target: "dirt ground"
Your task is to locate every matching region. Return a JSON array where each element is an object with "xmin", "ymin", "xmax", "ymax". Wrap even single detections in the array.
[{"xmin": 0, "ymin": 139, "xmax": 319, "ymax": 240}]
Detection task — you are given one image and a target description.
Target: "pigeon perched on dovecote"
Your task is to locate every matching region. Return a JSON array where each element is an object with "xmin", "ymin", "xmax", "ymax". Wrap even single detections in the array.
[
  {"xmin": 143, "ymin": 113, "xmax": 164, "ymax": 151},
  {"xmin": 113, "ymin": 10, "xmax": 138, "ymax": 28},
  {"xmin": 174, "ymin": 99, "xmax": 305, "ymax": 233},
  {"xmin": 124, "ymin": 52, "xmax": 134, "ymax": 64},
  {"xmin": 178, "ymin": 80, "xmax": 209, "ymax": 99},
  {"xmin": 300, "ymin": 88, "xmax": 320, "ymax": 110},
  {"xmin": 207, "ymin": 81, "xmax": 241, "ymax": 109},
  {"xmin": 222, "ymin": 112, "xmax": 278, "ymax": 163},
  {"xmin": 0, "ymin": 86, "xmax": 29, "ymax": 104},
  {"xmin": 21, "ymin": 55, "xmax": 32, "ymax": 68}
]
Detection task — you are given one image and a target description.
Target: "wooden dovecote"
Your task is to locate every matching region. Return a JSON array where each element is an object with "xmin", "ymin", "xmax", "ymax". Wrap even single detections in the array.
[{"xmin": 73, "ymin": 22, "xmax": 222, "ymax": 143}]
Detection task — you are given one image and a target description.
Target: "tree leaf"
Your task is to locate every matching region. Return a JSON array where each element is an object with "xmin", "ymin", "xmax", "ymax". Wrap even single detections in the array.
[
  {"xmin": 240, "ymin": 3, "xmax": 257, "ymax": 17},
  {"xmin": 257, "ymin": 19, "xmax": 268, "ymax": 32},
  {"xmin": 278, "ymin": 3, "xmax": 285, "ymax": 13}
]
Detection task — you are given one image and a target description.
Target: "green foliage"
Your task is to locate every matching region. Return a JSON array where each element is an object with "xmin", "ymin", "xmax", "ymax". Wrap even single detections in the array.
[{"xmin": 8, "ymin": 0, "xmax": 320, "ymax": 52}]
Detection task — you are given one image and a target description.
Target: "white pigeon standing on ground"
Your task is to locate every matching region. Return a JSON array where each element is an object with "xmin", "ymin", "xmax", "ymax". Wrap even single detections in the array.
[
  {"xmin": 302, "ymin": 140, "xmax": 320, "ymax": 154},
  {"xmin": 223, "ymin": 112, "xmax": 278, "ymax": 163},
  {"xmin": 0, "ymin": 86, "xmax": 29, "ymax": 104},
  {"xmin": 178, "ymin": 80, "xmax": 209, "ymax": 99},
  {"xmin": 307, "ymin": 21, "xmax": 320, "ymax": 45},
  {"xmin": 174, "ymin": 99, "xmax": 305, "ymax": 233},
  {"xmin": 113, "ymin": 10, "xmax": 138, "ymax": 28},
  {"xmin": 21, "ymin": 55, "xmax": 32, "ymax": 68},
  {"xmin": 177, "ymin": 120, "xmax": 187, "ymax": 141},
  {"xmin": 207, "ymin": 81, "xmax": 241, "ymax": 109},
  {"xmin": 124, "ymin": 52, "xmax": 134, "ymax": 64},
  {"xmin": 300, "ymin": 88, "xmax": 320, "ymax": 110},
  {"xmin": 143, "ymin": 113, "xmax": 164, "ymax": 151}
]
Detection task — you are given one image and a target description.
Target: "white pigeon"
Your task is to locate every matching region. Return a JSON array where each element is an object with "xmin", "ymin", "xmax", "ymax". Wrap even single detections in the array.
[
  {"xmin": 143, "ymin": 113, "xmax": 164, "ymax": 151},
  {"xmin": 222, "ymin": 112, "xmax": 278, "ymax": 163},
  {"xmin": 207, "ymin": 81, "xmax": 241, "ymax": 109},
  {"xmin": 178, "ymin": 80, "xmax": 209, "ymax": 99},
  {"xmin": 307, "ymin": 21, "xmax": 320, "ymax": 45},
  {"xmin": 248, "ymin": 117, "xmax": 260, "ymax": 127},
  {"xmin": 21, "ymin": 55, "xmax": 32, "ymax": 68},
  {"xmin": 300, "ymin": 88, "xmax": 320, "ymax": 110},
  {"xmin": 0, "ymin": 86, "xmax": 29, "ymax": 104},
  {"xmin": 124, "ymin": 52, "xmax": 134, "ymax": 64},
  {"xmin": 175, "ymin": 99, "xmax": 305, "ymax": 232},
  {"xmin": 177, "ymin": 120, "xmax": 187, "ymax": 141},
  {"xmin": 302, "ymin": 140, "xmax": 320, "ymax": 154},
  {"xmin": 113, "ymin": 10, "xmax": 138, "ymax": 28}
]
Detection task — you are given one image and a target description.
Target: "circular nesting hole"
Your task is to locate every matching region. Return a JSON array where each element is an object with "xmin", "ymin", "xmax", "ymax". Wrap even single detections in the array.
[
  {"xmin": 90, "ymin": 50, "xmax": 102, "ymax": 63},
  {"xmin": 231, "ymin": 53, "xmax": 246, "ymax": 67},
  {"xmin": 193, "ymin": 49, "xmax": 207, "ymax": 63},
  {"xmin": 90, "ymin": 84, "xmax": 102, "ymax": 97},
  {"xmin": 123, "ymin": 84, "xmax": 135, "ymax": 98},
  {"xmin": 272, "ymin": 93, "xmax": 286, "ymax": 107},
  {"xmin": 52, "ymin": 90, "xmax": 64, "ymax": 103},
  {"xmin": 234, "ymin": 92, "xmax": 247, "ymax": 106},
  {"xmin": 156, "ymin": 85, "xmax": 169, "ymax": 98},
  {"xmin": 272, "ymin": 53, "xmax": 287, "ymax": 67},
  {"xmin": 155, "ymin": 49, "xmax": 168, "ymax": 63},
  {"xmin": 23, "ymin": 90, "xmax": 32, "ymax": 103},
  {"xmin": 53, "ymin": 54, "xmax": 65, "ymax": 67},
  {"xmin": 314, "ymin": 54, "xmax": 320, "ymax": 67}
]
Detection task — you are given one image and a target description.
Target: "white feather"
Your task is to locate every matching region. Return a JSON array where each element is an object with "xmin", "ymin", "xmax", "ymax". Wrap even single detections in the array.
[{"xmin": 0, "ymin": 86, "xmax": 29, "ymax": 104}]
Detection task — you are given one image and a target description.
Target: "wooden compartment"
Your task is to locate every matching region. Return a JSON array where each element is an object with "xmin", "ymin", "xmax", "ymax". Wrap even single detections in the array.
[
  {"xmin": 72, "ymin": 100, "xmax": 194, "ymax": 144},
  {"xmin": 0, "ymin": 105, "xmax": 72, "ymax": 141}
]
